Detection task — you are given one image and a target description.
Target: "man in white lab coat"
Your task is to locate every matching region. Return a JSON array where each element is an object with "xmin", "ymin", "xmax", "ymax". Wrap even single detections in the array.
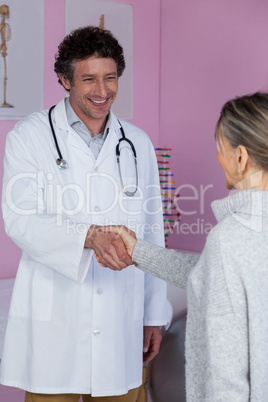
[{"xmin": 0, "ymin": 26, "xmax": 168, "ymax": 402}]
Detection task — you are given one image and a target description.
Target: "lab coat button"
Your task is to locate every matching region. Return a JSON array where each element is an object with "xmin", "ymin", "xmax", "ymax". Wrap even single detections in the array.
[
  {"xmin": 97, "ymin": 288, "xmax": 103, "ymax": 295},
  {"xmin": 93, "ymin": 329, "xmax": 101, "ymax": 337},
  {"xmin": 94, "ymin": 206, "xmax": 100, "ymax": 212},
  {"xmin": 93, "ymin": 166, "xmax": 98, "ymax": 172}
]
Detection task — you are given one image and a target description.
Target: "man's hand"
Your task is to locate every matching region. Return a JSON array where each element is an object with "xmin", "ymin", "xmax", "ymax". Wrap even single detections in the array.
[
  {"xmin": 95, "ymin": 225, "xmax": 137, "ymax": 257},
  {"xmin": 143, "ymin": 326, "xmax": 162, "ymax": 363},
  {"xmin": 85, "ymin": 225, "xmax": 134, "ymax": 271}
]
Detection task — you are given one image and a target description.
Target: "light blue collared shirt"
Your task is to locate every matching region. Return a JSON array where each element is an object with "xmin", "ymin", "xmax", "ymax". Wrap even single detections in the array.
[{"xmin": 65, "ymin": 97, "xmax": 110, "ymax": 159}]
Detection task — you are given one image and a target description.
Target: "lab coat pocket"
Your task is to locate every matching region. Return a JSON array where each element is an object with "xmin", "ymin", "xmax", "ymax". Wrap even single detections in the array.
[{"xmin": 9, "ymin": 260, "xmax": 54, "ymax": 321}]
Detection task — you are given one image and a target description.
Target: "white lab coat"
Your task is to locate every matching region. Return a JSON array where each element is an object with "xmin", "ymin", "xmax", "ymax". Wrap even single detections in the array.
[{"xmin": 0, "ymin": 99, "xmax": 168, "ymax": 396}]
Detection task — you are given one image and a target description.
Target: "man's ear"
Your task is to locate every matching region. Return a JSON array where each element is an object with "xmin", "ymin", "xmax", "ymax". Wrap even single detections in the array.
[
  {"xmin": 59, "ymin": 74, "xmax": 71, "ymax": 91},
  {"xmin": 237, "ymin": 145, "xmax": 249, "ymax": 174}
]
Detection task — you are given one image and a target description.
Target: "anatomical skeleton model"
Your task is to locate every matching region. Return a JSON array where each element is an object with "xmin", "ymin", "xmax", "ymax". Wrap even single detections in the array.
[{"xmin": 0, "ymin": 4, "xmax": 13, "ymax": 108}]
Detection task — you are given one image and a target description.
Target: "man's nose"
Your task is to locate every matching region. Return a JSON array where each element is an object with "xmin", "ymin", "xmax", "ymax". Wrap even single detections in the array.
[{"xmin": 94, "ymin": 80, "xmax": 108, "ymax": 97}]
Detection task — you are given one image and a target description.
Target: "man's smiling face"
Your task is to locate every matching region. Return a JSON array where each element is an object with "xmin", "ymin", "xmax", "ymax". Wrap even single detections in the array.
[{"xmin": 60, "ymin": 55, "xmax": 118, "ymax": 132}]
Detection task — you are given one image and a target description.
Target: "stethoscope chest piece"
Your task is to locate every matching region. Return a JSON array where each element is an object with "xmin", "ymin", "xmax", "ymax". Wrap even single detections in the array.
[
  {"xmin": 116, "ymin": 123, "xmax": 138, "ymax": 197},
  {"xmin": 56, "ymin": 158, "xmax": 68, "ymax": 170}
]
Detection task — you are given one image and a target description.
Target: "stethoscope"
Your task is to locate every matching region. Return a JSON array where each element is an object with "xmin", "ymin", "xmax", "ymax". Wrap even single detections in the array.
[{"xmin": 48, "ymin": 105, "xmax": 138, "ymax": 196}]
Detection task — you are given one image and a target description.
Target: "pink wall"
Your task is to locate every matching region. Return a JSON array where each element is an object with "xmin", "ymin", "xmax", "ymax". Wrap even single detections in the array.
[
  {"xmin": 1, "ymin": 0, "xmax": 268, "ymax": 278},
  {"xmin": 160, "ymin": 0, "xmax": 268, "ymax": 252}
]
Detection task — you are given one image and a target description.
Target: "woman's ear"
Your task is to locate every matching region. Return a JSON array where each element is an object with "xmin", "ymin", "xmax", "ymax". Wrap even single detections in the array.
[{"xmin": 236, "ymin": 145, "xmax": 249, "ymax": 174}]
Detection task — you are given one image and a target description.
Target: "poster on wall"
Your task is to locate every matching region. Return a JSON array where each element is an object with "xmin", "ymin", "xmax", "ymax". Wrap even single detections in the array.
[
  {"xmin": 0, "ymin": 0, "xmax": 44, "ymax": 120},
  {"xmin": 66, "ymin": 0, "xmax": 133, "ymax": 120}
]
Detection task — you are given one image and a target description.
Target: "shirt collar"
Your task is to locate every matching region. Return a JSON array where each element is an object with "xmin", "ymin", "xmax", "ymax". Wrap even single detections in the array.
[{"xmin": 65, "ymin": 96, "xmax": 111, "ymax": 140}]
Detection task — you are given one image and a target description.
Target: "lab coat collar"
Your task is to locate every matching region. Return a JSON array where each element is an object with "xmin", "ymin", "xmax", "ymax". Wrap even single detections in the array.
[{"xmin": 53, "ymin": 98, "xmax": 71, "ymax": 130}]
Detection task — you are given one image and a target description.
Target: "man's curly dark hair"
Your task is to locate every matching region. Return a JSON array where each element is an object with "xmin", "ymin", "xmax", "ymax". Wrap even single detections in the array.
[{"xmin": 54, "ymin": 26, "xmax": 126, "ymax": 89}]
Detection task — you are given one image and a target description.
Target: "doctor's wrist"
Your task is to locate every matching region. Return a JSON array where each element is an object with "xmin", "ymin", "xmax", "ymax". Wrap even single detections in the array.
[{"xmin": 84, "ymin": 225, "xmax": 101, "ymax": 249}]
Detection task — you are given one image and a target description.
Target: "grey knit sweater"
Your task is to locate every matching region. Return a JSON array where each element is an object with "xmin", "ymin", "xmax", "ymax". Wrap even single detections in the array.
[{"xmin": 133, "ymin": 190, "xmax": 268, "ymax": 401}]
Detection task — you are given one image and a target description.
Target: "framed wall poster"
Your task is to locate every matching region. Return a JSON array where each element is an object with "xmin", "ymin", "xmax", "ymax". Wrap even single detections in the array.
[
  {"xmin": 65, "ymin": 0, "xmax": 133, "ymax": 120},
  {"xmin": 0, "ymin": 0, "xmax": 44, "ymax": 120}
]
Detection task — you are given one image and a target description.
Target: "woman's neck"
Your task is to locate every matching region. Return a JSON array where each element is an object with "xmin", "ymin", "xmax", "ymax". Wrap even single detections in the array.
[{"xmin": 237, "ymin": 169, "xmax": 268, "ymax": 190}]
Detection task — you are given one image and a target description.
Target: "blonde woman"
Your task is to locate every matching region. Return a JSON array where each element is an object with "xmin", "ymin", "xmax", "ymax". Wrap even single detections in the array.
[{"xmin": 97, "ymin": 92, "xmax": 268, "ymax": 401}]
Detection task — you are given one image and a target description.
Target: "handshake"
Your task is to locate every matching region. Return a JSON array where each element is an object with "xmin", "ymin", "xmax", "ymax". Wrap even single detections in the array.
[{"xmin": 84, "ymin": 225, "xmax": 138, "ymax": 271}]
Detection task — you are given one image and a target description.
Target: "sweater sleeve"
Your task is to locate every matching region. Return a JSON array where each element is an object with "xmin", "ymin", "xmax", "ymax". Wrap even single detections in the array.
[{"xmin": 132, "ymin": 239, "xmax": 199, "ymax": 289}]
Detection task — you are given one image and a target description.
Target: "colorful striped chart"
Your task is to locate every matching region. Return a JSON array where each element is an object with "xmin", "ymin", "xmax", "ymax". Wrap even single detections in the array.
[{"xmin": 155, "ymin": 147, "xmax": 180, "ymax": 247}]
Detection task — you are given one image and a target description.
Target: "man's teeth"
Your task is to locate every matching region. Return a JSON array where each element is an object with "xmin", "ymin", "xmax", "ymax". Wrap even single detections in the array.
[{"xmin": 91, "ymin": 99, "xmax": 107, "ymax": 104}]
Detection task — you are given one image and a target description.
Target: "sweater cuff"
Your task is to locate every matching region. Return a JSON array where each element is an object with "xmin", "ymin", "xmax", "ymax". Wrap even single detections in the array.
[{"xmin": 132, "ymin": 238, "xmax": 163, "ymax": 269}]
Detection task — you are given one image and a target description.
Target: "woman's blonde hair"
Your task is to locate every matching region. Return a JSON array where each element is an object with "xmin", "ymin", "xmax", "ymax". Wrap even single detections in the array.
[{"xmin": 215, "ymin": 92, "xmax": 268, "ymax": 171}]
